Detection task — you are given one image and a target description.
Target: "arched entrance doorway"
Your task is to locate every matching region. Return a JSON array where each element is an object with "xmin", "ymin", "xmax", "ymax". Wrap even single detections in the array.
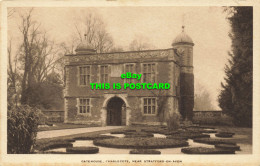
[{"xmin": 107, "ymin": 97, "xmax": 126, "ymax": 126}]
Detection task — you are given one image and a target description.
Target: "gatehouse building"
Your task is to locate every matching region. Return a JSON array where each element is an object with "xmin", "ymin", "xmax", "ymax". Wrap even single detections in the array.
[{"xmin": 64, "ymin": 27, "xmax": 194, "ymax": 126}]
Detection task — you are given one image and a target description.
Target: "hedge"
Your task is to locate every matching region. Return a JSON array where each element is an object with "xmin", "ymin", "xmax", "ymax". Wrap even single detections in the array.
[
  {"xmin": 93, "ymin": 138, "xmax": 188, "ymax": 149},
  {"xmin": 124, "ymin": 132, "xmax": 154, "ymax": 138},
  {"xmin": 193, "ymin": 138, "xmax": 237, "ymax": 145},
  {"xmin": 66, "ymin": 147, "xmax": 99, "ymax": 154},
  {"xmin": 215, "ymin": 144, "xmax": 240, "ymax": 151},
  {"xmin": 181, "ymin": 147, "xmax": 235, "ymax": 154},
  {"xmin": 130, "ymin": 149, "xmax": 161, "ymax": 154},
  {"xmin": 167, "ymin": 132, "xmax": 210, "ymax": 139},
  {"xmin": 110, "ymin": 131, "xmax": 125, "ymax": 134},
  {"xmin": 215, "ymin": 132, "xmax": 235, "ymax": 138}
]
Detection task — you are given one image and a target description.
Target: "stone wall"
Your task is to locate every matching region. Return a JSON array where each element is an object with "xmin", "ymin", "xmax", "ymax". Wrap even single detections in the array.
[
  {"xmin": 41, "ymin": 110, "xmax": 64, "ymax": 122},
  {"xmin": 193, "ymin": 110, "xmax": 222, "ymax": 118},
  {"xmin": 192, "ymin": 110, "xmax": 232, "ymax": 125}
]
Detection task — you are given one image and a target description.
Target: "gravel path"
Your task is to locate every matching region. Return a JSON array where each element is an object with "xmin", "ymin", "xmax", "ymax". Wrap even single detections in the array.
[{"xmin": 37, "ymin": 126, "xmax": 123, "ymax": 139}]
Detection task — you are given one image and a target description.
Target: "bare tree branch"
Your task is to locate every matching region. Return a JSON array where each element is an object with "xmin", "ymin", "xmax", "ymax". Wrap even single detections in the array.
[
  {"xmin": 129, "ymin": 35, "xmax": 155, "ymax": 51},
  {"xmin": 72, "ymin": 12, "xmax": 114, "ymax": 53}
]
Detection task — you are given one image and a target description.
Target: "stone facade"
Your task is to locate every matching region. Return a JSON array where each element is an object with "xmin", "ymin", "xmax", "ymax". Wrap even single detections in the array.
[{"xmin": 64, "ymin": 28, "xmax": 194, "ymax": 126}]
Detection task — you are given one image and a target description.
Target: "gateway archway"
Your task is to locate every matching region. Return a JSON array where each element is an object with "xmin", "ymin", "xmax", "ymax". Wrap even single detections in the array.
[{"xmin": 106, "ymin": 97, "xmax": 126, "ymax": 126}]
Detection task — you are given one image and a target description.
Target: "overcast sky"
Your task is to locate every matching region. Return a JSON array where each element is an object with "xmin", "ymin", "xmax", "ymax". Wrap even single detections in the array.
[{"xmin": 8, "ymin": 7, "xmax": 232, "ymax": 109}]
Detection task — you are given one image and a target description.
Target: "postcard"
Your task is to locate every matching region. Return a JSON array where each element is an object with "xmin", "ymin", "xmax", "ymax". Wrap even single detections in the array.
[{"xmin": 1, "ymin": 0, "xmax": 260, "ymax": 165}]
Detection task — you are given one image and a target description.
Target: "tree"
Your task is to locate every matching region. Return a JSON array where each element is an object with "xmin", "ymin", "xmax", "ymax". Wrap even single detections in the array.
[
  {"xmin": 59, "ymin": 35, "xmax": 78, "ymax": 55},
  {"xmin": 218, "ymin": 7, "xmax": 253, "ymax": 127},
  {"xmin": 129, "ymin": 35, "xmax": 155, "ymax": 51},
  {"xmin": 194, "ymin": 82, "xmax": 214, "ymax": 111},
  {"xmin": 7, "ymin": 9, "xmax": 20, "ymax": 108},
  {"xmin": 73, "ymin": 13, "xmax": 114, "ymax": 53},
  {"xmin": 9, "ymin": 8, "xmax": 63, "ymax": 108},
  {"xmin": 7, "ymin": 39, "xmax": 20, "ymax": 108},
  {"xmin": 108, "ymin": 46, "xmax": 124, "ymax": 53},
  {"xmin": 29, "ymin": 71, "xmax": 64, "ymax": 110}
]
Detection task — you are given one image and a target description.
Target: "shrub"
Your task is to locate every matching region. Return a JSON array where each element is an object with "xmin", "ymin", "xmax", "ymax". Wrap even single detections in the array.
[
  {"xmin": 167, "ymin": 133, "xmax": 210, "ymax": 139},
  {"xmin": 215, "ymin": 144, "xmax": 240, "ymax": 151},
  {"xmin": 166, "ymin": 136, "xmax": 188, "ymax": 140},
  {"xmin": 93, "ymin": 138, "xmax": 188, "ymax": 149},
  {"xmin": 7, "ymin": 105, "xmax": 40, "ymax": 154},
  {"xmin": 193, "ymin": 138, "xmax": 237, "ymax": 145},
  {"xmin": 163, "ymin": 130, "xmax": 180, "ymax": 135},
  {"xmin": 111, "ymin": 131, "xmax": 125, "ymax": 134},
  {"xmin": 200, "ymin": 130, "xmax": 218, "ymax": 133},
  {"xmin": 66, "ymin": 147, "xmax": 99, "ymax": 154},
  {"xmin": 123, "ymin": 129, "xmax": 137, "ymax": 132},
  {"xmin": 141, "ymin": 128, "xmax": 166, "ymax": 134},
  {"xmin": 43, "ymin": 151, "xmax": 68, "ymax": 154},
  {"xmin": 181, "ymin": 147, "xmax": 235, "ymax": 154},
  {"xmin": 167, "ymin": 112, "xmax": 181, "ymax": 131},
  {"xmin": 215, "ymin": 132, "xmax": 234, "ymax": 138},
  {"xmin": 130, "ymin": 149, "xmax": 161, "ymax": 154},
  {"xmin": 124, "ymin": 132, "xmax": 154, "ymax": 138},
  {"xmin": 185, "ymin": 126, "xmax": 216, "ymax": 133}
]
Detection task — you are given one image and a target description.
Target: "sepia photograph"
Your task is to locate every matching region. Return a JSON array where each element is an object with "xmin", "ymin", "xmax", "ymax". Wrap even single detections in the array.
[{"xmin": 1, "ymin": 0, "xmax": 260, "ymax": 165}]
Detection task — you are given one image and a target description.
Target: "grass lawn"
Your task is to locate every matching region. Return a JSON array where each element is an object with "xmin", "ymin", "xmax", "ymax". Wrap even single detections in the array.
[{"xmin": 38, "ymin": 123, "xmax": 94, "ymax": 131}]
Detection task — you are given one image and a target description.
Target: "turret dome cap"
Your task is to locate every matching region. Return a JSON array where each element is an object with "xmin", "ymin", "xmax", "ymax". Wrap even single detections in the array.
[
  {"xmin": 76, "ymin": 42, "xmax": 95, "ymax": 51},
  {"xmin": 172, "ymin": 26, "xmax": 194, "ymax": 46},
  {"xmin": 75, "ymin": 34, "xmax": 96, "ymax": 54}
]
